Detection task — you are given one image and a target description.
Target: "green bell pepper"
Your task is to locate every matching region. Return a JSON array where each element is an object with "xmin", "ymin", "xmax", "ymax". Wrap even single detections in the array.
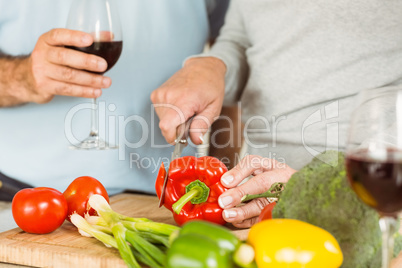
[
  {"xmin": 166, "ymin": 233, "xmax": 231, "ymax": 268},
  {"xmin": 166, "ymin": 221, "xmax": 242, "ymax": 268},
  {"xmin": 179, "ymin": 220, "xmax": 240, "ymax": 253}
]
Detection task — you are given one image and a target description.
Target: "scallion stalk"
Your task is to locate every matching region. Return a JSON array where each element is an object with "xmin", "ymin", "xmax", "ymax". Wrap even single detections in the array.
[
  {"xmin": 70, "ymin": 213, "xmax": 117, "ymax": 248},
  {"xmin": 126, "ymin": 230, "xmax": 165, "ymax": 268},
  {"xmin": 75, "ymin": 195, "xmax": 183, "ymax": 268},
  {"xmin": 116, "ymin": 213, "xmax": 152, "ymax": 223},
  {"xmin": 92, "ymin": 224, "xmax": 112, "ymax": 235},
  {"xmin": 112, "ymin": 223, "xmax": 141, "ymax": 268},
  {"xmin": 123, "ymin": 221, "xmax": 179, "ymax": 236},
  {"xmin": 85, "ymin": 215, "xmax": 108, "ymax": 227},
  {"xmin": 131, "ymin": 247, "xmax": 158, "ymax": 268},
  {"xmin": 138, "ymin": 231, "xmax": 170, "ymax": 248},
  {"xmin": 88, "ymin": 195, "xmax": 120, "ymax": 225}
]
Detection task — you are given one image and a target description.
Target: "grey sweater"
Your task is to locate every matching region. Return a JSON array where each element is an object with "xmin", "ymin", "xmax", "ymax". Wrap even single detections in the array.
[{"xmin": 206, "ymin": 0, "xmax": 402, "ymax": 169}]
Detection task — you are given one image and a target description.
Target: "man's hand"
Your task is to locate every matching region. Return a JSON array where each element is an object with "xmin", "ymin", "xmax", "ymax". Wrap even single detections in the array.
[
  {"xmin": 28, "ymin": 28, "xmax": 113, "ymax": 103},
  {"xmin": 1, "ymin": 28, "xmax": 112, "ymax": 106},
  {"xmin": 218, "ymin": 155, "xmax": 297, "ymax": 228},
  {"xmin": 150, "ymin": 57, "xmax": 226, "ymax": 145}
]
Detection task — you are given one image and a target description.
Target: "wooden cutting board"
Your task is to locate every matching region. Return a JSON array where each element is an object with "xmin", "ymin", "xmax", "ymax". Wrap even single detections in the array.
[{"xmin": 0, "ymin": 193, "xmax": 249, "ymax": 268}]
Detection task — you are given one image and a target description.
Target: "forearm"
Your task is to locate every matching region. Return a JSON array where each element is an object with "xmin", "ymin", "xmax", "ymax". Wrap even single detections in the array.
[{"xmin": 0, "ymin": 53, "xmax": 34, "ymax": 107}]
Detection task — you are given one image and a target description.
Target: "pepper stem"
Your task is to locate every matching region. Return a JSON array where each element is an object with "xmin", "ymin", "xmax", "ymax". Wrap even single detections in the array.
[
  {"xmin": 172, "ymin": 188, "xmax": 200, "ymax": 214},
  {"xmin": 172, "ymin": 180, "xmax": 210, "ymax": 214},
  {"xmin": 241, "ymin": 182, "xmax": 286, "ymax": 202}
]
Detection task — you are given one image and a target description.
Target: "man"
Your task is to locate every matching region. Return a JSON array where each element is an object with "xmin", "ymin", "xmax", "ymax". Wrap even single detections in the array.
[
  {"xmin": 0, "ymin": 0, "xmax": 229, "ymax": 200},
  {"xmin": 151, "ymin": 0, "xmax": 402, "ymax": 227}
]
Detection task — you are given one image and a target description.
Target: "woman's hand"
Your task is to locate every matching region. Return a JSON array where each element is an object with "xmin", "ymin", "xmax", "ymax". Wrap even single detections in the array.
[{"xmin": 218, "ymin": 155, "xmax": 297, "ymax": 228}]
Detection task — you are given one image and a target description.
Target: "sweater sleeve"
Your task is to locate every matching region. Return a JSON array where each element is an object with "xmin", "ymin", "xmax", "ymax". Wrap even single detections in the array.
[{"xmin": 206, "ymin": 0, "xmax": 250, "ymax": 105}]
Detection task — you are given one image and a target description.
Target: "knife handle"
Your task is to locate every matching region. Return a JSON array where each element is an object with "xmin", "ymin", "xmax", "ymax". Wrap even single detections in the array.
[{"xmin": 175, "ymin": 115, "xmax": 195, "ymax": 144}]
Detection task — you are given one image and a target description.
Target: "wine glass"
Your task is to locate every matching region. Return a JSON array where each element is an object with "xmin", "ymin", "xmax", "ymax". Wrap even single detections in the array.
[
  {"xmin": 345, "ymin": 85, "xmax": 402, "ymax": 268},
  {"xmin": 66, "ymin": 0, "xmax": 122, "ymax": 150}
]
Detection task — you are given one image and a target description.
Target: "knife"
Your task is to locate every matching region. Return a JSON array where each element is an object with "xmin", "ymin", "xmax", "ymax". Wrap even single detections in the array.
[{"xmin": 158, "ymin": 115, "xmax": 195, "ymax": 208}]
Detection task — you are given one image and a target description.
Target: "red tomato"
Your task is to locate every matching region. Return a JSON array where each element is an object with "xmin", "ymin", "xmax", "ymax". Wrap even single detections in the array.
[
  {"xmin": 12, "ymin": 187, "xmax": 68, "ymax": 234},
  {"xmin": 63, "ymin": 176, "xmax": 109, "ymax": 220},
  {"xmin": 257, "ymin": 202, "xmax": 276, "ymax": 222}
]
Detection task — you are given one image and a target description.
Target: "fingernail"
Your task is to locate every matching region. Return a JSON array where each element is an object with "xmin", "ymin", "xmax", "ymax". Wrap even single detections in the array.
[
  {"xmin": 221, "ymin": 175, "xmax": 234, "ymax": 186},
  {"xmin": 199, "ymin": 134, "xmax": 205, "ymax": 145},
  {"xmin": 223, "ymin": 209, "xmax": 237, "ymax": 219},
  {"xmin": 82, "ymin": 35, "xmax": 92, "ymax": 45},
  {"xmin": 94, "ymin": 89, "xmax": 102, "ymax": 98},
  {"xmin": 98, "ymin": 60, "xmax": 107, "ymax": 71},
  {"xmin": 218, "ymin": 195, "xmax": 233, "ymax": 208},
  {"xmin": 102, "ymin": 77, "xmax": 111, "ymax": 87}
]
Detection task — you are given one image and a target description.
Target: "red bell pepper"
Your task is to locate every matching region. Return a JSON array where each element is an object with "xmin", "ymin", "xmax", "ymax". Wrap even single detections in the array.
[
  {"xmin": 257, "ymin": 202, "xmax": 276, "ymax": 222},
  {"xmin": 155, "ymin": 156, "xmax": 228, "ymax": 226}
]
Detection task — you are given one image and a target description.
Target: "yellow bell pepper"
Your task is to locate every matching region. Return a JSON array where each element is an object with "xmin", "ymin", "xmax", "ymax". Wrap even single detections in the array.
[{"xmin": 247, "ymin": 219, "xmax": 343, "ymax": 268}]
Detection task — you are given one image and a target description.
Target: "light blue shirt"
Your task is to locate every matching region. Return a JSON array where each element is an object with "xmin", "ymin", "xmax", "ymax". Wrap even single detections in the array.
[{"xmin": 0, "ymin": 0, "xmax": 228, "ymax": 194}]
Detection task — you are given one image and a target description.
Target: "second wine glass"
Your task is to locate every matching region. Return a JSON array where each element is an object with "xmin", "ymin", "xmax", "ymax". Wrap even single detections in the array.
[
  {"xmin": 66, "ymin": 0, "xmax": 123, "ymax": 150},
  {"xmin": 345, "ymin": 85, "xmax": 402, "ymax": 268}
]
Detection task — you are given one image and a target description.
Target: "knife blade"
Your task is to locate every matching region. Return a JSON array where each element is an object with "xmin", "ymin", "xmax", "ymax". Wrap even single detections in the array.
[{"xmin": 158, "ymin": 115, "xmax": 195, "ymax": 208}]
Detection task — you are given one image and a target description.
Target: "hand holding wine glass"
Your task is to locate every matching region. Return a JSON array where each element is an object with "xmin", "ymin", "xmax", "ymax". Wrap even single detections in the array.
[
  {"xmin": 66, "ymin": 0, "xmax": 123, "ymax": 150},
  {"xmin": 15, "ymin": 27, "xmax": 112, "ymax": 105},
  {"xmin": 346, "ymin": 85, "xmax": 402, "ymax": 268}
]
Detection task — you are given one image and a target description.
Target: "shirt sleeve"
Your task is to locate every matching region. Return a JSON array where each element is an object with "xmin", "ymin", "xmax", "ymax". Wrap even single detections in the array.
[{"xmin": 205, "ymin": 0, "xmax": 250, "ymax": 104}]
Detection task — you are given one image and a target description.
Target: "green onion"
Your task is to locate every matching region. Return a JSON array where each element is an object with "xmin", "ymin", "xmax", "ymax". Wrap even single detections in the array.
[
  {"xmin": 112, "ymin": 223, "xmax": 141, "ymax": 268},
  {"xmin": 88, "ymin": 195, "xmax": 120, "ymax": 225},
  {"xmin": 92, "ymin": 224, "xmax": 112, "ymax": 235},
  {"xmin": 70, "ymin": 213, "xmax": 117, "ymax": 248},
  {"xmin": 126, "ymin": 230, "xmax": 165, "ymax": 268},
  {"xmin": 116, "ymin": 212, "xmax": 153, "ymax": 223},
  {"xmin": 138, "ymin": 231, "xmax": 170, "ymax": 248},
  {"xmin": 123, "ymin": 221, "xmax": 180, "ymax": 236},
  {"xmin": 85, "ymin": 215, "xmax": 108, "ymax": 227},
  {"xmin": 72, "ymin": 195, "xmax": 182, "ymax": 268},
  {"xmin": 131, "ymin": 247, "xmax": 159, "ymax": 268}
]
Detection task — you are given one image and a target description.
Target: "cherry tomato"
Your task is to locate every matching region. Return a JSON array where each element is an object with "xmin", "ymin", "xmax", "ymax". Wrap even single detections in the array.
[
  {"xmin": 63, "ymin": 176, "xmax": 109, "ymax": 220},
  {"xmin": 257, "ymin": 202, "xmax": 276, "ymax": 222},
  {"xmin": 12, "ymin": 187, "xmax": 68, "ymax": 234}
]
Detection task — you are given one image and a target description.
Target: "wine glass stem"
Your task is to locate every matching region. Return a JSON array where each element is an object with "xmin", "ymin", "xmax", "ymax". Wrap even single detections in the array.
[
  {"xmin": 90, "ymin": 98, "xmax": 98, "ymax": 138},
  {"xmin": 379, "ymin": 216, "xmax": 398, "ymax": 268}
]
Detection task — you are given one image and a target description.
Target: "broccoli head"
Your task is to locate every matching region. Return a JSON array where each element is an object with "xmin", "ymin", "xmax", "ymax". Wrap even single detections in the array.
[{"xmin": 272, "ymin": 150, "xmax": 402, "ymax": 268}]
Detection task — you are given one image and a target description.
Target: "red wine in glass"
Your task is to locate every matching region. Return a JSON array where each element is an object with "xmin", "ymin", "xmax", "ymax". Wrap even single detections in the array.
[
  {"xmin": 67, "ymin": 41, "xmax": 123, "ymax": 74},
  {"xmin": 346, "ymin": 148, "xmax": 402, "ymax": 216}
]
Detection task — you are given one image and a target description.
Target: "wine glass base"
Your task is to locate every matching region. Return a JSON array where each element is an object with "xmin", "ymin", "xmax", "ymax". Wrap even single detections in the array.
[{"xmin": 69, "ymin": 137, "xmax": 118, "ymax": 150}]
